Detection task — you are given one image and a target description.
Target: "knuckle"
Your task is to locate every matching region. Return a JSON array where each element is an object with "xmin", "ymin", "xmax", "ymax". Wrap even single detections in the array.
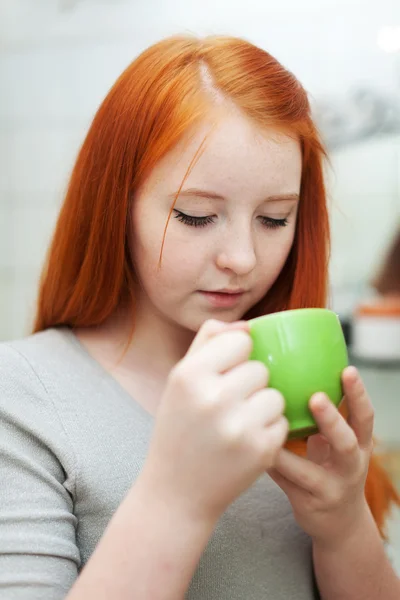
[
  {"xmin": 362, "ymin": 406, "xmax": 375, "ymax": 426},
  {"xmin": 266, "ymin": 417, "xmax": 289, "ymax": 451},
  {"xmin": 278, "ymin": 417, "xmax": 290, "ymax": 441},
  {"xmin": 213, "ymin": 383, "xmax": 231, "ymax": 407},
  {"xmin": 194, "ymin": 319, "xmax": 223, "ymax": 344},
  {"xmin": 304, "ymin": 471, "xmax": 323, "ymax": 493},
  {"xmin": 196, "ymin": 396, "xmax": 218, "ymax": 418},
  {"xmin": 266, "ymin": 389, "xmax": 286, "ymax": 414},
  {"xmin": 219, "ymin": 418, "xmax": 243, "ymax": 445},
  {"xmin": 169, "ymin": 361, "xmax": 195, "ymax": 391},
  {"xmin": 250, "ymin": 361, "xmax": 269, "ymax": 385},
  {"xmin": 326, "ymin": 409, "xmax": 342, "ymax": 433},
  {"xmin": 232, "ymin": 330, "xmax": 253, "ymax": 355},
  {"xmin": 169, "ymin": 362, "xmax": 183, "ymax": 384},
  {"xmin": 204, "ymin": 318, "xmax": 222, "ymax": 332},
  {"xmin": 328, "ymin": 406, "xmax": 341, "ymax": 425},
  {"xmin": 326, "ymin": 485, "xmax": 344, "ymax": 507},
  {"xmin": 280, "ymin": 416, "xmax": 289, "ymax": 437},
  {"xmin": 365, "ymin": 438, "xmax": 374, "ymax": 455},
  {"xmin": 342, "ymin": 434, "xmax": 359, "ymax": 455}
]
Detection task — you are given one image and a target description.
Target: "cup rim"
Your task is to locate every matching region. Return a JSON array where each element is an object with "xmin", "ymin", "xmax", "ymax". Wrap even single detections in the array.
[{"xmin": 248, "ymin": 307, "xmax": 338, "ymax": 325}]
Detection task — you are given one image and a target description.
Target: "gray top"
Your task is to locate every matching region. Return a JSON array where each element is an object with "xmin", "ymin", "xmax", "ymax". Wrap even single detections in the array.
[{"xmin": 0, "ymin": 327, "xmax": 319, "ymax": 599}]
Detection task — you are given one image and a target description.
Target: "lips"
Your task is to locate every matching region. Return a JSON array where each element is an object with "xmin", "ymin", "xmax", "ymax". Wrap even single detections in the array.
[
  {"xmin": 199, "ymin": 290, "xmax": 245, "ymax": 308},
  {"xmin": 211, "ymin": 289, "xmax": 245, "ymax": 294}
]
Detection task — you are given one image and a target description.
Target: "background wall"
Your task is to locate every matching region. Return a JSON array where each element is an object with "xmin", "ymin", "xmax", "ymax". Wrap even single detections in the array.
[{"xmin": 1, "ymin": 0, "xmax": 400, "ymax": 340}]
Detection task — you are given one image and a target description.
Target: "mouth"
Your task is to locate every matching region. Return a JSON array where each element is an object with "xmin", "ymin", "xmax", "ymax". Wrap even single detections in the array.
[
  {"xmin": 198, "ymin": 289, "xmax": 246, "ymax": 308},
  {"xmin": 211, "ymin": 288, "xmax": 246, "ymax": 294}
]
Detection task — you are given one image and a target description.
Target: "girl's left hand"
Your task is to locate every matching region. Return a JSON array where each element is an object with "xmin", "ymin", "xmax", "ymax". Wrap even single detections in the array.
[{"xmin": 267, "ymin": 366, "xmax": 374, "ymax": 549}]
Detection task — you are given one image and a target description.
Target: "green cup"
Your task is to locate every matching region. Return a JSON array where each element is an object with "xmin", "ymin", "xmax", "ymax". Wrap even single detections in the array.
[{"xmin": 248, "ymin": 308, "xmax": 348, "ymax": 439}]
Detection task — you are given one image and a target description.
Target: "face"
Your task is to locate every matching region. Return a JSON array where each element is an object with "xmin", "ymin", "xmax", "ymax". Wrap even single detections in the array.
[{"xmin": 131, "ymin": 111, "xmax": 302, "ymax": 333}]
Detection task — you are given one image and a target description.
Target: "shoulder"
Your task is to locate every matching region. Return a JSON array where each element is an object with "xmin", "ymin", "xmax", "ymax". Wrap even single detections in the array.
[
  {"xmin": 0, "ymin": 333, "xmax": 81, "ymax": 591},
  {"xmin": 0, "ymin": 326, "xmax": 80, "ymax": 429},
  {"xmin": 0, "ymin": 328, "xmax": 67, "ymax": 396},
  {"xmin": 0, "ymin": 327, "xmax": 82, "ymax": 395},
  {"xmin": 0, "ymin": 329, "xmax": 78, "ymax": 484},
  {"xmin": 0, "ymin": 335, "xmax": 48, "ymax": 400}
]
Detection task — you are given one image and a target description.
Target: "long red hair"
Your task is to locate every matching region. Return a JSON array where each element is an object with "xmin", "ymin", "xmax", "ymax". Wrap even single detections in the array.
[{"xmin": 33, "ymin": 35, "xmax": 398, "ymax": 536}]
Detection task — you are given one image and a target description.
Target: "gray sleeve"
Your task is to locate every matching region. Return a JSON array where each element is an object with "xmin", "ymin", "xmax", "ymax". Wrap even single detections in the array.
[{"xmin": 0, "ymin": 344, "xmax": 81, "ymax": 599}]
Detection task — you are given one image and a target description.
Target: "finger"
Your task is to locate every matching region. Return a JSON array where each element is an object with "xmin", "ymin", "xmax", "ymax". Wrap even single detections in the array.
[
  {"xmin": 187, "ymin": 319, "xmax": 249, "ymax": 356},
  {"xmin": 306, "ymin": 433, "xmax": 330, "ymax": 465},
  {"xmin": 342, "ymin": 366, "xmax": 374, "ymax": 450},
  {"xmin": 267, "ymin": 466, "xmax": 304, "ymax": 497},
  {"xmin": 227, "ymin": 402, "xmax": 288, "ymax": 465},
  {"xmin": 260, "ymin": 417, "xmax": 290, "ymax": 462},
  {"xmin": 273, "ymin": 448, "xmax": 326, "ymax": 494},
  {"xmin": 188, "ymin": 329, "xmax": 253, "ymax": 374},
  {"xmin": 222, "ymin": 360, "xmax": 269, "ymax": 401},
  {"xmin": 309, "ymin": 393, "xmax": 361, "ymax": 470},
  {"xmin": 244, "ymin": 388, "xmax": 286, "ymax": 428}
]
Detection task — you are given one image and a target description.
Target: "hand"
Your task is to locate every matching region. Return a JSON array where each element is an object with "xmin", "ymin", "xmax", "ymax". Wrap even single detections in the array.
[
  {"xmin": 140, "ymin": 319, "xmax": 288, "ymax": 525},
  {"xmin": 267, "ymin": 366, "xmax": 374, "ymax": 549}
]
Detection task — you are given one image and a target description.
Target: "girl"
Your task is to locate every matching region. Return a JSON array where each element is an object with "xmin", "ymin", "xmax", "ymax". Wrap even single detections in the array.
[{"xmin": 0, "ymin": 35, "xmax": 399, "ymax": 600}]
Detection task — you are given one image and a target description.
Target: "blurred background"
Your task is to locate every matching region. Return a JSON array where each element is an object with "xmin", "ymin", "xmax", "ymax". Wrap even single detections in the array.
[{"xmin": 0, "ymin": 0, "xmax": 399, "ymax": 568}]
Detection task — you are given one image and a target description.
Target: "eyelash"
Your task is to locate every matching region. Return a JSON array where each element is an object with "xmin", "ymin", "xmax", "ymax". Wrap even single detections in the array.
[{"xmin": 173, "ymin": 211, "xmax": 288, "ymax": 230}]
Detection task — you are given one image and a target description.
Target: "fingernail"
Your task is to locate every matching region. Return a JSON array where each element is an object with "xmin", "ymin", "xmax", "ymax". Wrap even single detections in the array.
[
  {"xmin": 342, "ymin": 367, "xmax": 359, "ymax": 387},
  {"xmin": 312, "ymin": 393, "xmax": 329, "ymax": 411},
  {"xmin": 348, "ymin": 366, "xmax": 359, "ymax": 379}
]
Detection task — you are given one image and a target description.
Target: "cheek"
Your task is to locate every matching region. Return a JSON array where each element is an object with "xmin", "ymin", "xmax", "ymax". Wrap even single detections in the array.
[
  {"xmin": 159, "ymin": 233, "xmax": 208, "ymax": 287},
  {"xmin": 132, "ymin": 220, "xmax": 209, "ymax": 293},
  {"xmin": 259, "ymin": 229, "xmax": 295, "ymax": 276},
  {"xmin": 130, "ymin": 207, "xmax": 163, "ymax": 285},
  {"xmin": 280, "ymin": 229, "xmax": 296, "ymax": 260}
]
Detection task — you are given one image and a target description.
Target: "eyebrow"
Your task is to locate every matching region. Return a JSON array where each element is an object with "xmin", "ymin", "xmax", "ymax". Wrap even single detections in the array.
[{"xmin": 171, "ymin": 188, "xmax": 300, "ymax": 203}]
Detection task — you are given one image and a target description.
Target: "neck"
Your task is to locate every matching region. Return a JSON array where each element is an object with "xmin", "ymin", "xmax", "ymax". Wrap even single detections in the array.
[
  {"xmin": 77, "ymin": 299, "xmax": 196, "ymax": 380},
  {"xmin": 121, "ymin": 300, "xmax": 195, "ymax": 376}
]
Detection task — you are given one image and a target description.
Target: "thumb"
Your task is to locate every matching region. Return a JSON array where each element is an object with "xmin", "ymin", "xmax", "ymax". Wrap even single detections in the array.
[{"xmin": 187, "ymin": 319, "xmax": 249, "ymax": 356}]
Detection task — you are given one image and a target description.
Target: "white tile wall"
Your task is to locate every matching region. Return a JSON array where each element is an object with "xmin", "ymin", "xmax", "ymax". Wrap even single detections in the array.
[
  {"xmin": 12, "ymin": 205, "xmax": 59, "ymax": 270},
  {"xmin": 328, "ymin": 135, "xmax": 400, "ymax": 290},
  {"xmin": 10, "ymin": 271, "xmax": 40, "ymax": 338},
  {"xmin": 0, "ymin": 42, "xmax": 154, "ymax": 126},
  {"xmin": 5, "ymin": 129, "xmax": 80, "ymax": 195},
  {"xmin": 0, "ymin": 205, "xmax": 13, "ymax": 270},
  {"xmin": 0, "ymin": 275, "xmax": 15, "ymax": 341},
  {"xmin": 0, "ymin": 133, "xmax": 13, "ymax": 192},
  {"xmin": 331, "ymin": 137, "xmax": 398, "ymax": 196},
  {"xmin": 330, "ymin": 194, "xmax": 399, "ymax": 284}
]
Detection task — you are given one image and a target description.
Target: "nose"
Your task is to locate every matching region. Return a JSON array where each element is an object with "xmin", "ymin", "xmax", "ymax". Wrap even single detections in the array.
[{"xmin": 215, "ymin": 225, "xmax": 257, "ymax": 275}]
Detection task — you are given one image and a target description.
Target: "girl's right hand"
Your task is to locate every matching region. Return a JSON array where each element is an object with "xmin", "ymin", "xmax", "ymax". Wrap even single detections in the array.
[{"xmin": 139, "ymin": 319, "xmax": 288, "ymax": 525}]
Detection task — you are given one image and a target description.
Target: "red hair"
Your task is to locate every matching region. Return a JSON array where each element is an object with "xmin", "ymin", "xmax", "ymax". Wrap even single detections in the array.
[{"xmin": 32, "ymin": 35, "xmax": 398, "ymax": 535}]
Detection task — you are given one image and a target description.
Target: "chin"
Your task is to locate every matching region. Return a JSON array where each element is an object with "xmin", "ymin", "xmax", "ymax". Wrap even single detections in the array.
[{"xmin": 183, "ymin": 310, "xmax": 248, "ymax": 333}]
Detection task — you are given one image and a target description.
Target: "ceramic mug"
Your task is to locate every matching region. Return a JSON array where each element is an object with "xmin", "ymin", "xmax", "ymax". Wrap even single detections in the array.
[{"xmin": 248, "ymin": 308, "xmax": 349, "ymax": 439}]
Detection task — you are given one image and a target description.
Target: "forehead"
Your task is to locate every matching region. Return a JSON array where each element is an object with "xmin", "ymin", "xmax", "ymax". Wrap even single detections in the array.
[{"xmin": 141, "ymin": 112, "xmax": 302, "ymax": 200}]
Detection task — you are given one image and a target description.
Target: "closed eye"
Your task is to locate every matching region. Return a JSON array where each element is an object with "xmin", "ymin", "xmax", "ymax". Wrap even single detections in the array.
[
  {"xmin": 173, "ymin": 210, "xmax": 216, "ymax": 228},
  {"xmin": 258, "ymin": 216, "xmax": 288, "ymax": 229},
  {"xmin": 173, "ymin": 210, "xmax": 289, "ymax": 230}
]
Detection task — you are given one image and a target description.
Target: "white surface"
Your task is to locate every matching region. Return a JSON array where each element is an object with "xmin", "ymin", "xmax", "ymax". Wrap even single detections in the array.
[
  {"xmin": 352, "ymin": 316, "xmax": 400, "ymax": 361},
  {"xmin": 354, "ymin": 362, "xmax": 400, "ymax": 573},
  {"xmin": 356, "ymin": 363, "xmax": 400, "ymax": 449}
]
